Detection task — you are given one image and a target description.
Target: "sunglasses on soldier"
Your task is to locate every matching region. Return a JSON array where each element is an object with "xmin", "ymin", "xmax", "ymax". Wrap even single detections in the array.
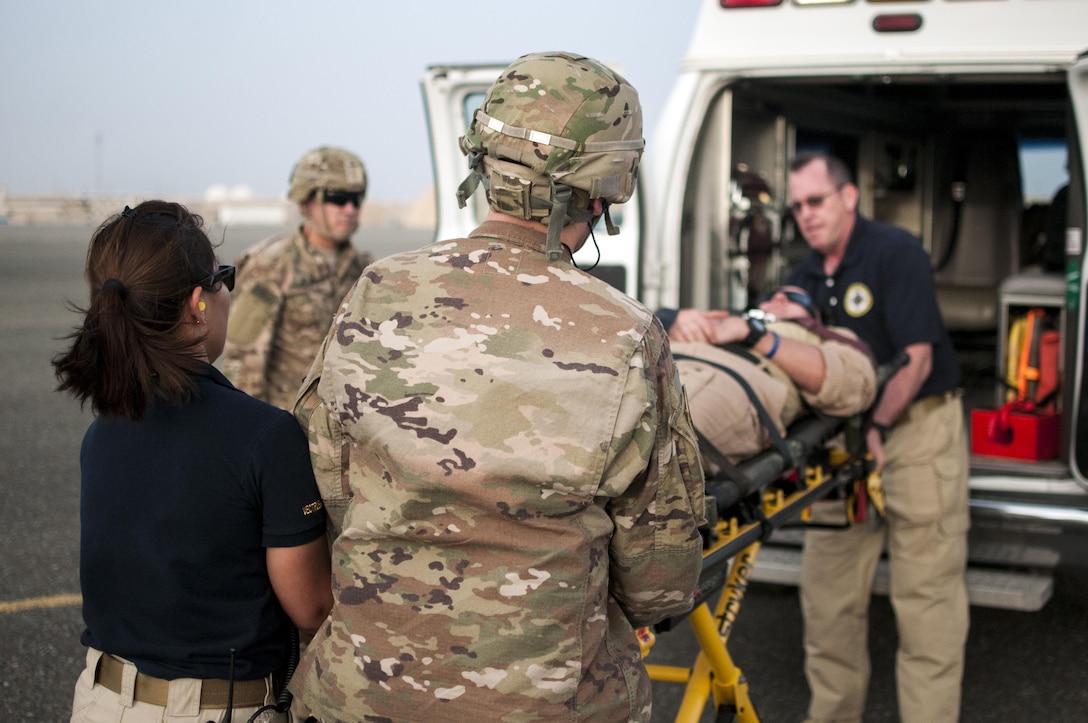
[
  {"xmin": 781, "ymin": 289, "xmax": 815, "ymax": 315},
  {"xmin": 323, "ymin": 189, "xmax": 363, "ymax": 207},
  {"xmin": 760, "ymin": 287, "xmax": 818, "ymax": 319}
]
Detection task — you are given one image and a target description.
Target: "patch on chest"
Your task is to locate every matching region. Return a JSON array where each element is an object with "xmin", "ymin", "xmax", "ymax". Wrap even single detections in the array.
[{"xmin": 844, "ymin": 282, "xmax": 873, "ymax": 318}]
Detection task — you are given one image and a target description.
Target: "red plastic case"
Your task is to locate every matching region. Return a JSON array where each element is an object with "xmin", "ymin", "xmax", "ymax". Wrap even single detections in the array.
[{"xmin": 970, "ymin": 409, "xmax": 1060, "ymax": 461}]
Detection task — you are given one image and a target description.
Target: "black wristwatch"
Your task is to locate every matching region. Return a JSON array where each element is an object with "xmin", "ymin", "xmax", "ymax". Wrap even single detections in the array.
[{"xmin": 742, "ymin": 314, "xmax": 768, "ymax": 347}]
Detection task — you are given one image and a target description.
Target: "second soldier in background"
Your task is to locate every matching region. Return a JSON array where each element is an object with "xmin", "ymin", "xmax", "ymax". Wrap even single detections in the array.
[{"xmin": 221, "ymin": 146, "xmax": 371, "ymax": 409}]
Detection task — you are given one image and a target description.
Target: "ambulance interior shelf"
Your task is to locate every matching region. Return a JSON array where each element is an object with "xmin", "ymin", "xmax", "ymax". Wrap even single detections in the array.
[
  {"xmin": 994, "ymin": 270, "xmax": 1064, "ymax": 408},
  {"xmin": 970, "ymin": 270, "xmax": 1064, "ymax": 462}
]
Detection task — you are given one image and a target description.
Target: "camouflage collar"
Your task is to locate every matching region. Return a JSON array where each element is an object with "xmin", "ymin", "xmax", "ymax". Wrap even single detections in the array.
[
  {"xmin": 293, "ymin": 227, "xmax": 358, "ymax": 274},
  {"xmin": 468, "ymin": 220, "xmax": 558, "ymax": 258}
]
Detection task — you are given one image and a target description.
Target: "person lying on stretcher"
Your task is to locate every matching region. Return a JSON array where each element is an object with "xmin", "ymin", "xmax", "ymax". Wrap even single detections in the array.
[{"xmin": 657, "ymin": 287, "xmax": 878, "ymax": 473}]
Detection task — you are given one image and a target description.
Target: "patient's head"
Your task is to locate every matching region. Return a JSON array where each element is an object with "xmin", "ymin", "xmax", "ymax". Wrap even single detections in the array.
[{"xmin": 759, "ymin": 286, "xmax": 820, "ymax": 322}]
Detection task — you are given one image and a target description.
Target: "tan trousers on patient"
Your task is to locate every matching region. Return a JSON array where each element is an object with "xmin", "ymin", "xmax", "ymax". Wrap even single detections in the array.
[{"xmin": 800, "ymin": 393, "xmax": 970, "ymax": 723}]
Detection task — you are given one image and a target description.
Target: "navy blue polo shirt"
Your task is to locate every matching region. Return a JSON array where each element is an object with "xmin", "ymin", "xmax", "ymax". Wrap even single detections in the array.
[
  {"xmin": 79, "ymin": 364, "xmax": 327, "ymax": 680},
  {"xmin": 786, "ymin": 214, "xmax": 960, "ymax": 397}
]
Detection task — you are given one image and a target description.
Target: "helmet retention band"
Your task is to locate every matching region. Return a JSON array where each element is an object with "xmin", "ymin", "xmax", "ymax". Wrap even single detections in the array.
[{"xmin": 546, "ymin": 183, "xmax": 572, "ymax": 261}]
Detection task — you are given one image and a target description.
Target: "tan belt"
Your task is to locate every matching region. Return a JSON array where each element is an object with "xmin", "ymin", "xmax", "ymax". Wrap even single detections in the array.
[
  {"xmin": 899, "ymin": 390, "xmax": 958, "ymax": 425},
  {"xmin": 95, "ymin": 653, "xmax": 269, "ymax": 708}
]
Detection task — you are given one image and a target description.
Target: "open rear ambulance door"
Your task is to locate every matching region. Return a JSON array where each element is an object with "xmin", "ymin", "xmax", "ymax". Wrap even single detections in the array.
[
  {"xmin": 420, "ymin": 64, "xmax": 644, "ymax": 297},
  {"xmin": 1065, "ymin": 52, "xmax": 1088, "ymax": 491}
]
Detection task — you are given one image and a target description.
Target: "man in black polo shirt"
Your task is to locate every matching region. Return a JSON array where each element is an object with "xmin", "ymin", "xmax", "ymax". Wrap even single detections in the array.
[{"xmin": 786, "ymin": 152, "xmax": 969, "ymax": 723}]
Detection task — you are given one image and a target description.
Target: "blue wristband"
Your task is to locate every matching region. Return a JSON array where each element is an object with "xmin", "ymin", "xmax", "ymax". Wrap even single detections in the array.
[{"xmin": 765, "ymin": 332, "xmax": 781, "ymax": 360}]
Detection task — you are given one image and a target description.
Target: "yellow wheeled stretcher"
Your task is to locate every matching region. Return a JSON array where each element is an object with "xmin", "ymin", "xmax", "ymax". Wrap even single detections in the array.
[{"xmin": 640, "ymin": 356, "xmax": 904, "ymax": 722}]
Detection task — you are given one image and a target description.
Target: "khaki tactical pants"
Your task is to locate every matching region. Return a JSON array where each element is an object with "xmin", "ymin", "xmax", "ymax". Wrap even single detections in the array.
[
  {"xmin": 800, "ymin": 393, "xmax": 970, "ymax": 723},
  {"xmin": 71, "ymin": 648, "xmax": 290, "ymax": 723}
]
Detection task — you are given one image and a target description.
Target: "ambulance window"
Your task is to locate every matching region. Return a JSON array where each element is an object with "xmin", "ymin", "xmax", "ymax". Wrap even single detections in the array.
[
  {"xmin": 463, "ymin": 92, "xmax": 485, "ymax": 127},
  {"xmin": 1019, "ymin": 139, "xmax": 1068, "ymax": 204}
]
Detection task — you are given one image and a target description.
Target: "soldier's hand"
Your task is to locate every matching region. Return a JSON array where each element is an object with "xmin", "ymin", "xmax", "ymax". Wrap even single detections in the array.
[
  {"xmin": 705, "ymin": 314, "xmax": 748, "ymax": 346},
  {"xmin": 669, "ymin": 309, "xmax": 712, "ymax": 343},
  {"xmin": 669, "ymin": 309, "xmax": 731, "ymax": 344}
]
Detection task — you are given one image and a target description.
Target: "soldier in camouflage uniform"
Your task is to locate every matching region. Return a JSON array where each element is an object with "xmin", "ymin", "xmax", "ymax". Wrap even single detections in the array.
[
  {"xmin": 221, "ymin": 146, "xmax": 372, "ymax": 410},
  {"xmin": 290, "ymin": 52, "xmax": 707, "ymax": 722}
]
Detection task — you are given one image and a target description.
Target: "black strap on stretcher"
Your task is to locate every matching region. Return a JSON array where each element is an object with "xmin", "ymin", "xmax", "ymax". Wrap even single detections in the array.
[
  {"xmin": 693, "ymin": 350, "xmax": 906, "ymax": 515},
  {"xmin": 671, "ymin": 350, "xmax": 794, "ymax": 464}
]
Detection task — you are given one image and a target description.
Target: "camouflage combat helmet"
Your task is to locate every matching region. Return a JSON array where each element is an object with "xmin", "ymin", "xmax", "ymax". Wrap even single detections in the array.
[
  {"xmin": 288, "ymin": 146, "xmax": 368, "ymax": 204},
  {"xmin": 457, "ymin": 51, "xmax": 644, "ymax": 260}
]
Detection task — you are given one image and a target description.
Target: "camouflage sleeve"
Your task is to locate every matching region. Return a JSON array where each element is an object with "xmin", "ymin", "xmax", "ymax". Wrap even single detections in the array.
[
  {"xmin": 604, "ymin": 318, "xmax": 707, "ymax": 628},
  {"xmin": 292, "ymin": 287, "xmax": 357, "ymax": 544},
  {"xmin": 222, "ymin": 257, "xmax": 284, "ymax": 402},
  {"xmin": 802, "ymin": 332, "xmax": 878, "ymax": 417},
  {"xmin": 293, "ymin": 349, "xmax": 346, "ymax": 544}
]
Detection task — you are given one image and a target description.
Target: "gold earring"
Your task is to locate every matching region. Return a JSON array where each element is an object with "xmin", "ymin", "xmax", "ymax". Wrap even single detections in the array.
[{"xmin": 198, "ymin": 301, "xmax": 206, "ymax": 311}]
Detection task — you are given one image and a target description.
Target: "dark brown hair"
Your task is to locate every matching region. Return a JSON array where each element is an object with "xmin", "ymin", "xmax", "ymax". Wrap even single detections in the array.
[{"xmin": 52, "ymin": 200, "xmax": 218, "ymax": 420}]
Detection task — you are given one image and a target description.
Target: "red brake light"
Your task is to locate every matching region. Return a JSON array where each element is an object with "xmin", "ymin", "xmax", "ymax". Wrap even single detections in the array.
[
  {"xmin": 721, "ymin": 0, "xmax": 783, "ymax": 7},
  {"xmin": 872, "ymin": 13, "xmax": 923, "ymax": 32}
]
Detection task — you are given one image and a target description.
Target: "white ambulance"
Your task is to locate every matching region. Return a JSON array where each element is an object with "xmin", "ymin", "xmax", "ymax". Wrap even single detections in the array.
[{"xmin": 421, "ymin": 0, "xmax": 1088, "ymax": 610}]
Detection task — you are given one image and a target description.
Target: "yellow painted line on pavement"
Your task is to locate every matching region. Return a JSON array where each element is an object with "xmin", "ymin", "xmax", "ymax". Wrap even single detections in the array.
[{"xmin": 0, "ymin": 593, "xmax": 82, "ymax": 613}]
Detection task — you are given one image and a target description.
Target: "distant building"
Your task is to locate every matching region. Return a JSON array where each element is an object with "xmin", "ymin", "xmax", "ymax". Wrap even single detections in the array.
[{"xmin": 0, "ymin": 189, "xmax": 437, "ymax": 230}]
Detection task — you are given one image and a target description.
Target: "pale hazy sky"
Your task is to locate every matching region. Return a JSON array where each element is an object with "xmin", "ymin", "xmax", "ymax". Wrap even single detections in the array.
[{"xmin": 0, "ymin": 1, "xmax": 700, "ymax": 203}]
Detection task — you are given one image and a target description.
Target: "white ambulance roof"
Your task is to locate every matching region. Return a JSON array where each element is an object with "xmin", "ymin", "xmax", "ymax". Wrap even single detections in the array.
[{"xmin": 685, "ymin": 0, "xmax": 1088, "ymax": 75}]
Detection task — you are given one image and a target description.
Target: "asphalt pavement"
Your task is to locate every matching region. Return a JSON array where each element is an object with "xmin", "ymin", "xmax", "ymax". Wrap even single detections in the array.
[{"xmin": 1, "ymin": 224, "xmax": 1086, "ymax": 722}]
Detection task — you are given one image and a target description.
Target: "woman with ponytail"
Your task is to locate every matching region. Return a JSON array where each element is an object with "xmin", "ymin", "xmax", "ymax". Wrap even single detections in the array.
[{"xmin": 56, "ymin": 201, "xmax": 332, "ymax": 723}]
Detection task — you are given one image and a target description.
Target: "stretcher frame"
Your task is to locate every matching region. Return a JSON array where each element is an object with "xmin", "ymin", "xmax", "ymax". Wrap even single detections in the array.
[{"xmin": 641, "ymin": 358, "xmax": 903, "ymax": 723}]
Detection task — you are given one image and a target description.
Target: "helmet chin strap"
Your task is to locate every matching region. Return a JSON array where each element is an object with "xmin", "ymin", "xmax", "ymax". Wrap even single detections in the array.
[
  {"xmin": 545, "ymin": 183, "xmax": 572, "ymax": 262},
  {"xmin": 601, "ymin": 201, "xmax": 620, "ymax": 236},
  {"xmin": 548, "ymin": 185, "xmax": 613, "ymax": 266},
  {"xmin": 456, "ymin": 153, "xmax": 484, "ymax": 210},
  {"xmin": 319, "ymin": 189, "xmax": 332, "ymax": 238}
]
